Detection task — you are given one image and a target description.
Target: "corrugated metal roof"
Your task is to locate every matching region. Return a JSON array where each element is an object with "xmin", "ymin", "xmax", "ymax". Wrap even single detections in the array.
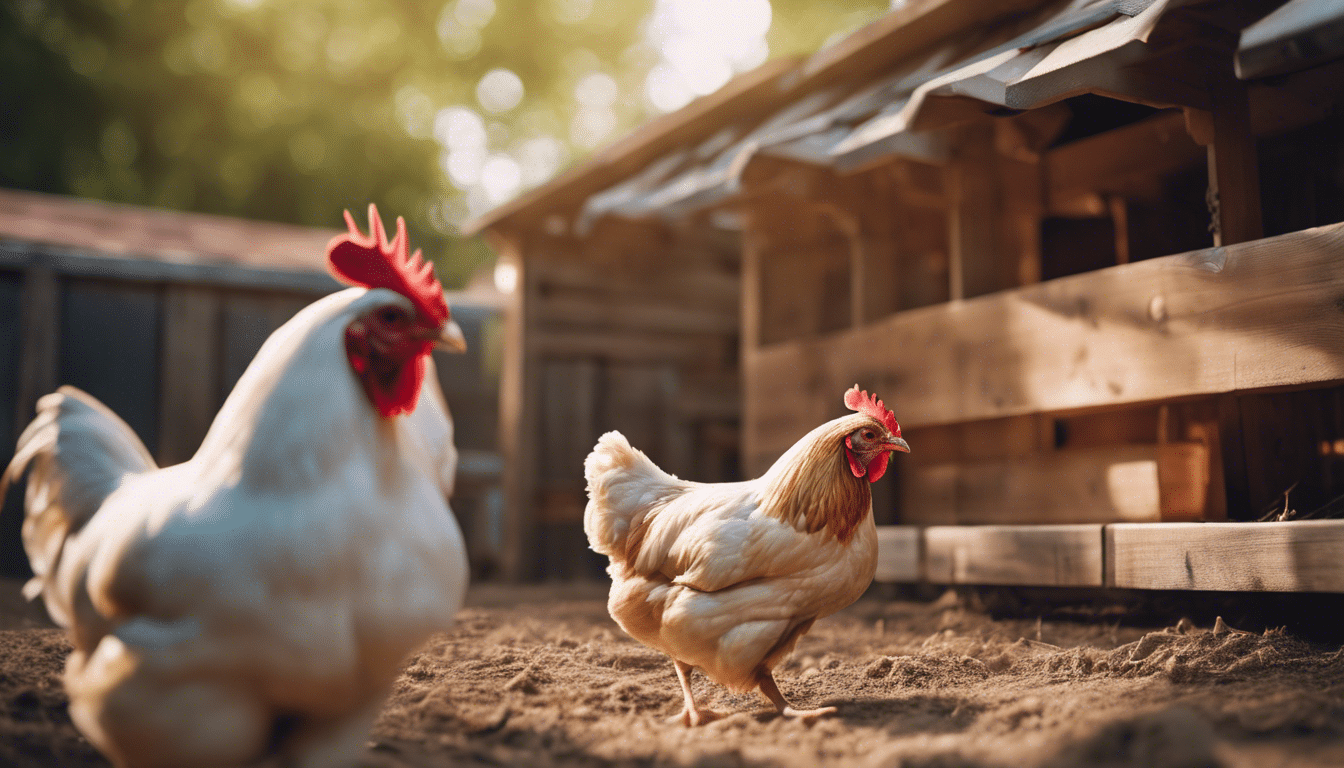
[
  {"xmin": 578, "ymin": 0, "xmax": 1192, "ymax": 224},
  {"xmin": 476, "ymin": 0, "xmax": 1312, "ymax": 238},
  {"xmin": 1237, "ymin": 0, "xmax": 1344, "ymax": 78}
]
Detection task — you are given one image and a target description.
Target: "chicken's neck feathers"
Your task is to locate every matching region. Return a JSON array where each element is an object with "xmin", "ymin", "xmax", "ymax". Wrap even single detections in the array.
[
  {"xmin": 757, "ymin": 414, "xmax": 874, "ymax": 543},
  {"xmin": 191, "ymin": 288, "xmax": 407, "ymax": 497}
]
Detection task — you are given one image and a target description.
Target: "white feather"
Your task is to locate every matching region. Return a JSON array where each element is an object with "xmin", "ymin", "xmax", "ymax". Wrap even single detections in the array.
[{"xmin": 6, "ymin": 286, "xmax": 470, "ymax": 768}]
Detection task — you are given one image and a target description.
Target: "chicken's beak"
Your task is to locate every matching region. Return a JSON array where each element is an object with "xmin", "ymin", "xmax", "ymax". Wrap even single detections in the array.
[
  {"xmin": 884, "ymin": 437, "xmax": 911, "ymax": 454},
  {"xmin": 435, "ymin": 319, "xmax": 468, "ymax": 353}
]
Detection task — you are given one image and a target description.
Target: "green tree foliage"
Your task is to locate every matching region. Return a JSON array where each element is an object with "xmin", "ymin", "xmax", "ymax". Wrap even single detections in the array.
[{"xmin": 1, "ymin": 0, "xmax": 887, "ymax": 285}]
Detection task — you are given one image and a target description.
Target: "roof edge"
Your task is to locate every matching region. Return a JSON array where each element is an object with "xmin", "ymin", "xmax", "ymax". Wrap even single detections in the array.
[
  {"xmin": 465, "ymin": 0, "xmax": 1049, "ymax": 238},
  {"xmin": 462, "ymin": 55, "xmax": 806, "ymax": 237}
]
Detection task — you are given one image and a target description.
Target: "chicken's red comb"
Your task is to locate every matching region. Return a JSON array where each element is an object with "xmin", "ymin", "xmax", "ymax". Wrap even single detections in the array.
[
  {"xmin": 326, "ymin": 204, "xmax": 449, "ymax": 328},
  {"xmin": 844, "ymin": 385, "xmax": 900, "ymax": 436}
]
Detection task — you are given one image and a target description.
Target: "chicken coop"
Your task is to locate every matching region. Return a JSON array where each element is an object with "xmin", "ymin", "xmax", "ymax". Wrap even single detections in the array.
[
  {"xmin": 0, "ymin": 188, "xmax": 505, "ymax": 576},
  {"xmin": 470, "ymin": 0, "xmax": 1344, "ymax": 589}
]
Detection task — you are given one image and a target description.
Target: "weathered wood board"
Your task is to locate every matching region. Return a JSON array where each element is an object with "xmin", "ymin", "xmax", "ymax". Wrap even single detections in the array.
[
  {"xmin": 924, "ymin": 524, "xmax": 1105, "ymax": 587},
  {"xmin": 158, "ymin": 286, "xmax": 222, "ymax": 465},
  {"xmin": 746, "ymin": 222, "xmax": 1344, "ymax": 459},
  {"xmin": 903, "ymin": 443, "xmax": 1209, "ymax": 525},
  {"xmin": 1106, "ymin": 520, "xmax": 1344, "ymax": 592},
  {"xmin": 874, "ymin": 525, "xmax": 922, "ymax": 582}
]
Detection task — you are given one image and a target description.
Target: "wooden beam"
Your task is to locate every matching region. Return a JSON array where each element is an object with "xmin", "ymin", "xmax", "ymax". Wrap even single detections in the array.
[
  {"xmin": 532, "ymin": 329, "xmax": 727, "ymax": 363},
  {"xmin": 14, "ymin": 266, "xmax": 59, "ymax": 440},
  {"xmin": 946, "ymin": 124, "xmax": 1013, "ymax": 301},
  {"xmin": 1206, "ymin": 78, "xmax": 1264, "ymax": 247},
  {"xmin": 535, "ymin": 295, "xmax": 738, "ymax": 335},
  {"xmin": 157, "ymin": 286, "xmax": 221, "ymax": 465},
  {"xmin": 744, "ymin": 222, "xmax": 1344, "ymax": 447},
  {"xmin": 874, "ymin": 525, "xmax": 922, "ymax": 583},
  {"xmin": 1044, "ymin": 111, "xmax": 1205, "ymax": 216},
  {"xmin": 1106, "ymin": 521, "xmax": 1344, "ymax": 592},
  {"xmin": 493, "ymin": 235, "xmax": 540, "ymax": 581},
  {"xmin": 903, "ymin": 443, "xmax": 1207, "ymax": 526},
  {"xmin": 925, "ymin": 524, "xmax": 1104, "ymax": 587},
  {"xmin": 741, "ymin": 222, "xmax": 765, "ymax": 472}
]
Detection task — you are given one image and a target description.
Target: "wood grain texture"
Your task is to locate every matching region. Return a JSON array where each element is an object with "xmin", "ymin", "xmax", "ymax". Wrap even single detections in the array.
[
  {"xmin": 745, "ymin": 221, "xmax": 1344, "ymax": 458},
  {"xmin": 1106, "ymin": 521, "xmax": 1344, "ymax": 592},
  {"xmin": 158, "ymin": 286, "xmax": 221, "ymax": 465},
  {"xmin": 494, "ymin": 236, "xmax": 540, "ymax": 581},
  {"xmin": 1044, "ymin": 110, "xmax": 1204, "ymax": 216},
  {"xmin": 925, "ymin": 524, "xmax": 1105, "ymax": 587},
  {"xmin": 874, "ymin": 525, "xmax": 922, "ymax": 583},
  {"xmin": 14, "ymin": 266, "xmax": 58, "ymax": 442},
  {"xmin": 902, "ymin": 443, "xmax": 1207, "ymax": 526}
]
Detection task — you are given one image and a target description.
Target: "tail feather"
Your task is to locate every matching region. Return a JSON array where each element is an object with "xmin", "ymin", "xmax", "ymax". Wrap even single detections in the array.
[
  {"xmin": 3, "ymin": 387, "xmax": 155, "ymax": 615},
  {"xmin": 583, "ymin": 431, "xmax": 688, "ymax": 561}
]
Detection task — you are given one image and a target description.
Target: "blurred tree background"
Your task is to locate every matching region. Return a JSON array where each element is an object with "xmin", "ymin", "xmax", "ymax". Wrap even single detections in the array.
[{"xmin": 0, "ymin": 0, "xmax": 889, "ymax": 285}]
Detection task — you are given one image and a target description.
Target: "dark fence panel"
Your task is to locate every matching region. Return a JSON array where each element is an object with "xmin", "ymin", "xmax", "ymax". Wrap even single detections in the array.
[
  {"xmin": 57, "ymin": 279, "xmax": 162, "ymax": 456},
  {"xmin": 0, "ymin": 271, "xmax": 24, "ymax": 576}
]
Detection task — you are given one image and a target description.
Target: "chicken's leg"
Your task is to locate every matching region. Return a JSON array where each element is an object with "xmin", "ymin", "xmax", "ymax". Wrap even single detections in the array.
[
  {"xmin": 756, "ymin": 668, "xmax": 836, "ymax": 720},
  {"xmin": 667, "ymin": 659, "xmax": 723, "ymax": 727}
]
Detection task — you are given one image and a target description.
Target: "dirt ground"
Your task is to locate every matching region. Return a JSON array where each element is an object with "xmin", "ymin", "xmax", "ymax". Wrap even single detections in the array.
[{"xmin": 5, "ymin": 580, "xmax": 1344, "ymax": 768}]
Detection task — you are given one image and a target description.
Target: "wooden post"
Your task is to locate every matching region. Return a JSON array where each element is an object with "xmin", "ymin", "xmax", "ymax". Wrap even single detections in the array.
[
  {"xmin": 15, "ymin": 265, "xmax": 59, "ymax": 439},
  {"xmin": 739, "ymin": 218, "xmax": 764, "ymax": 473},
  {"xmin": 493, "ymin": 231, "xmax": 541, "ymax": 581},
  {"xmin": 945, "ymin": 124, "xmax": 1005, "ymax": 300},
  {"xmin": 1203, "ymin": 79, "xmax": 1263, "ymax": 247},
  {"xmin": 158, "ymin": 285, "xmax": 221, "ymax": 465}
]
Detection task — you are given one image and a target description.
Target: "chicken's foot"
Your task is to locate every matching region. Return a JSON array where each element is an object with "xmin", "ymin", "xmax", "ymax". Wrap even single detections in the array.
[
  {"xmin": 757, "ymin": 669, "xmax": 836, "ymax": 721},
  {"xmin": 668, "ymin": 659, "xmax": 723, "ymax": 727}
]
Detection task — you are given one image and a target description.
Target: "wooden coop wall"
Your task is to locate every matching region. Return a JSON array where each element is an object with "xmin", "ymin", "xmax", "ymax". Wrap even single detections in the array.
[
  {"xmin": 0, "ymin": 240, "xmax": 502, "ymax": 579},
  {"xmin": 739, "ymin": 53, "xmax": 1344, "ymax": 534},
  {"xmin": 496, "ymin": 218, "xmax": 740, "ymax": 580}
]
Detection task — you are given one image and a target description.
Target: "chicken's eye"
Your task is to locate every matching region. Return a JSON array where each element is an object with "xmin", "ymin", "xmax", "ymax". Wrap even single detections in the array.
[
  {"xmin": 377, "ymin": 306, "xmax": 409, "ymax": 326},
  {"xmin": 862, "ymin": 430, "xmax": 876, "ymax": 441}
]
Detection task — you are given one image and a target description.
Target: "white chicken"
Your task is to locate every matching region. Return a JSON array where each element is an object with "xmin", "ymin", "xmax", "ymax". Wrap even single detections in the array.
[
  {"xmin": 3, "ymin": 205, "xmax": 470, "ymax": 768},
  {"xmin": 584, "ymin": 385, "xmax": 909, "ymax": 725}
]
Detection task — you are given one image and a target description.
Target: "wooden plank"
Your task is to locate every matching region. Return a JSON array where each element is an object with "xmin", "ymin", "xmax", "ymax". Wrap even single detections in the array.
[
  {"xmin": 745, "ymin": 222, "xmax": 1344, "ymax": 448},
  {"xmin": 531, "ymin": 253, "xmax": 739, "ymax": 308},
  {"xmin": 492, "ymin": 235, "xmax": 541, "ymax": 581},
  {"xmin": 220, "ymin": 292, "xmax": 283, "ymax": 396},
  {"xmin": 925, "ymin": 524, "xmax": 1104, "ymax": 587},
  {"xmin": 14, "ymin": 266, "xmax": 58, "ymax": 442},
  {"xmin": 741, "ymin": 223, "xmax": 765, "ymax": 471},
  {"xmin": 944, "ymin": 123, "xmax": 1018, "ymax": 301},
  {"xmin": 539, "ymin": 359, "xmax": 599, "ymax": 487},
  {"xmin": 0, "ymin": 273, "xmax": 22, "ymax": 450},
  {"xmin": 1044, "ymin": 111, "xmax": 1205, "ymax": 216},
  {"xmin": 904, "ymin": 443, "xmax": 1210, "ymax": 526},
  {"xmin": 57, "ymin": 280, "xmax": 162, "ymax": 455},
  {"xmin": 874, "ymin": 525, "xmax": 922, "ymax": 583},
  {"xmin": 158, "ymin": 286, "xmax": 221, "ymax": 465},
  {"xmin": 536, "ymin": 295, "xmax": 738, "ymax": 335},
  {"xmin": 1106, "ymin": 521, "xmax": 1344, "ymax": 592},
  {"xmin": 532, "ymin": 329, "xmax": 727, "ymax": 363}
]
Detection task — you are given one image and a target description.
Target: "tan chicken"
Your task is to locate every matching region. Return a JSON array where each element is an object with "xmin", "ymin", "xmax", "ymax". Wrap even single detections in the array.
[{"xmin": 584, "ymin": 386, "xmax": 909, "ymax": 725}]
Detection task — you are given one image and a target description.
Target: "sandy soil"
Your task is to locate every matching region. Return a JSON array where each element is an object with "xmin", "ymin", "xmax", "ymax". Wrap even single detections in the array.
[{"xmin": 5, "ymin": 580, "xmax": 1344, "ymax": 768}]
